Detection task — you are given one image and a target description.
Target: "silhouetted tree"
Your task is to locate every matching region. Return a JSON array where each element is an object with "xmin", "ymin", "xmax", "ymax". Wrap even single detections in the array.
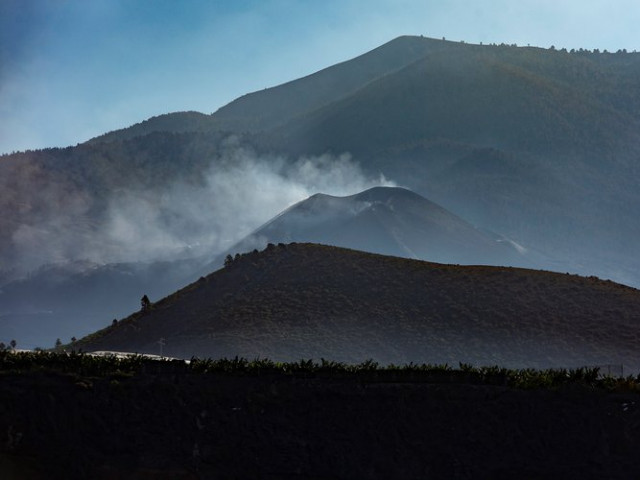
[
  {"xmin": 71, "ymin": 337, "xmax": 77, "ymax": 343},
  {"xmin": 55, "ymin": 338, "xmax": 62, "ymax": 348},
  {"xmin": 224, "ymin": 254, "xmax": 234, "ymax": 267},
  {"xmin": 141, "ymin": 294, "xmax": 151, "ymax": 312},
  {"xmin": 9, "ymin": 339, "xmax": 16, "ymax": 350}
]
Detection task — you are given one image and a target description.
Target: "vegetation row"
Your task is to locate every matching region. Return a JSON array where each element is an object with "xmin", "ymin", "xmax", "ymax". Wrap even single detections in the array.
[{"xmin": 1, "ymin": 350, "xmax": 639, "ymax": 392}]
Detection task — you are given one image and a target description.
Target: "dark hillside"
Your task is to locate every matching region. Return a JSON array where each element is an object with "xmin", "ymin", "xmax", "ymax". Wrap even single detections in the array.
[{"xmin": 77, "ymin": 243, "xmax": 640, "ymax": 372}]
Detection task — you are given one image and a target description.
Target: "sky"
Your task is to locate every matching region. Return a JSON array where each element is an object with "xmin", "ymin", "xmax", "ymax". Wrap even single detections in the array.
[{"xmin": 2, "ymin": 0, "xmax": 640, "ymax": 154}]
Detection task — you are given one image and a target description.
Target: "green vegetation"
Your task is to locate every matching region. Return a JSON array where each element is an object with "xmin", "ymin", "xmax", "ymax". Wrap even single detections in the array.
[{"xmin": 1, "ymin": 350, "xmax": 638, "ymax": 392}]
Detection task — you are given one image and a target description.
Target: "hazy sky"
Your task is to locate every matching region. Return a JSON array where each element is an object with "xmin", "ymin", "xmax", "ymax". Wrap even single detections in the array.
[{"xmin": 2, "ymin": 0, "xmax": 639, "ymax": 154}]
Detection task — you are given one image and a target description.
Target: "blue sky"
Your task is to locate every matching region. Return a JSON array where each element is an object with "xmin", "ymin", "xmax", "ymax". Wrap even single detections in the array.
[{"xmin": 2, "ymin": 0, "xmax": 640, "ymax": 154}]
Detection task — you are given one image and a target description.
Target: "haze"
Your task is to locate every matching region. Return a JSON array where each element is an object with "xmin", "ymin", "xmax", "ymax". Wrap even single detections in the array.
[{"xmin": 2, "ymin": 0, "xmax": 640, "ymax": 154}]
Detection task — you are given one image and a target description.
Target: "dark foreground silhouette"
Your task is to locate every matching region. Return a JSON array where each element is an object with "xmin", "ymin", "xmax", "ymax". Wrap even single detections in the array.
[{"xmin": 1, "ymin": 362, "xmax": 639, "ymax": 479}]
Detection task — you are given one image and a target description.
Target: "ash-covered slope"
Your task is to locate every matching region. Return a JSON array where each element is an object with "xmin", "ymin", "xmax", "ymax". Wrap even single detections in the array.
[
  {"xmin": 222, "ymin": 186, "xmax": 535, "ymax": 268},
  {"xmin": 77, "ymin": 243, "xmax": 640, "ymax": 372}
]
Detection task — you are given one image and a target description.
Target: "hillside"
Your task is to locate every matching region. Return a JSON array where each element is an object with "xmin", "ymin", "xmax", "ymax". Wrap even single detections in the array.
[{"xmin": 77, "ymin": 243, "xmax": 640, "ymax": 372}]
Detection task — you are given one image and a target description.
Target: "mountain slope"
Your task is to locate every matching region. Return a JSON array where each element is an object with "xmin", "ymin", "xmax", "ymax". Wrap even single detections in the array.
[
  {"xmin": 77, "ymin": 243, "xmax": 640, "ymax": 372},
  {"xmin": 212, "ymin": 35, "xmax": 455, "ymax": 132},
  {"xmin": 85, "ymin": 36, "xmax": 446, "ymax": 144},
  {"xmin": 274, "ymin": 43, "xmax": 640, "ymax": 159},
  {"xmin": 220, "ymin": 186, "xmax": 535, "ymax": 268}
]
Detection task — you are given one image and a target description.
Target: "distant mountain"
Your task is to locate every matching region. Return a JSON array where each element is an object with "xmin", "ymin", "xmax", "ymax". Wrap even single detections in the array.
[
  {"xmin": 218, "ymin": 186, "xmax": 541, "ymax": 269},
  {"xmin": 76, "ymin": 243, "xmax": 640, "ymax": 372}
]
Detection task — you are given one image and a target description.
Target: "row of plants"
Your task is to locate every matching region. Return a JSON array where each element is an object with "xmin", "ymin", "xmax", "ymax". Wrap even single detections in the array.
[{"xmin": 1, "ymin": 349, "xmax": 638, "ymax": 392}]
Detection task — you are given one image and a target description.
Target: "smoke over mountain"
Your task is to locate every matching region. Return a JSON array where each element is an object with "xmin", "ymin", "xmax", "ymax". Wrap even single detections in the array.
[{"xmin": 4, "ymin": 136, "xmax": 394, "ymax": 279}]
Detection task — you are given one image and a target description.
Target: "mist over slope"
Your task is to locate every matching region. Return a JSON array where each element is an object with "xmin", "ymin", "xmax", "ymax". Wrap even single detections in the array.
[
  {"xmin": 77, "ymin": 243, "xmax": 640, "ymax": 373},
  {"xmin": 0, "ymin": 135, "xmax": 388, "ymax": 280},
  {"xmin": 0, "ymin": 142, "xmax": 390, "ymax": 348}
]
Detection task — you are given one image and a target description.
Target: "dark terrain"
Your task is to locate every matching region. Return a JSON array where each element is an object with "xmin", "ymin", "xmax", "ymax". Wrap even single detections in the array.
[
  {"xmin": 1, "ymin": 360, "xmax": 640, "ymax": 479},
  {"xmin": 77, "ymin": 243, "xmax": 640, "ymax": 373}
]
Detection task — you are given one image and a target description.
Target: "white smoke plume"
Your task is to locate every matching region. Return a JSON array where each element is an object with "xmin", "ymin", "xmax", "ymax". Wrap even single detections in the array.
[{"xmin": 99, "ymin": 139, "xmax": 395, "ymax": 264}]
